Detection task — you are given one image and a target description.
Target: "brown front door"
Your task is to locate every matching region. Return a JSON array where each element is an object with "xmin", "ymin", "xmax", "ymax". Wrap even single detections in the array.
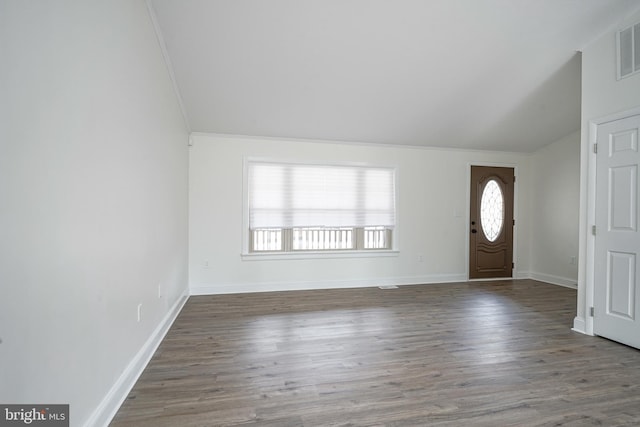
[{"xmin": 469, "ymin": 166, "xmax": 514, "ymax": 279}]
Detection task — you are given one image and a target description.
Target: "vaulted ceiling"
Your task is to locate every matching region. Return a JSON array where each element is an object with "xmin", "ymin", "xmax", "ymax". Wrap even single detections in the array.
[{"xmin": 149, "ymin": 0, "xmax": 640, "ymax": 152}]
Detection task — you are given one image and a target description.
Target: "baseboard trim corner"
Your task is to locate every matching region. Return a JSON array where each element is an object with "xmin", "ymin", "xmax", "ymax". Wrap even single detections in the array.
[
  {"xmin": 572, "ymin": 316, "xmax": 588, "ymax": 335},
  {"xmin": 513, "ymin": 270, "xmax": 531, "ymax": 280},
  {"xmin": 84, "ymin": 289, "xmax": 189, "ymax": 427},
  {"xmin": 529, "ymin": 272, "xmax": 577, "ymax": 289}
]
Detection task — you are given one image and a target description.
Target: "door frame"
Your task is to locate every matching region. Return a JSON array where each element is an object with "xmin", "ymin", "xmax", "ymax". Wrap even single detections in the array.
[
  {"xmin": 582, "ymin": 105, "xmax": 640, "ymax": 337},
  {"xmin": 466, "ymin": 162, "xmax": 519, "ymax": 281}
]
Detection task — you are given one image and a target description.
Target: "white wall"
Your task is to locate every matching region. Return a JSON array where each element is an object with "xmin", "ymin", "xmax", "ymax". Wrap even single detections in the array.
[
  {"xmin": 0, "ymin": 2, "xmax": 189, "ymax": 426},
  {"xmin": 189, "ymin": 133, "xmax": 532, "ymax": 294},
  {"xmin": 0, "ymin": 1, "xmax": 591, "ymax": 423},
  {"xmin": 530, "ymin": 131, "xmax": 580, "ymax": 287},
  {"xmin": 576, "ymin": 6, "xmax": 640, "ymax": 333}
]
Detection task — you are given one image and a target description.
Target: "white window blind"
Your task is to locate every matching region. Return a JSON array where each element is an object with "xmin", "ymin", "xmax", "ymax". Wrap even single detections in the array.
[{"xmin": 248, "ymin": 161, "xmax": 396, "ymax": 229}]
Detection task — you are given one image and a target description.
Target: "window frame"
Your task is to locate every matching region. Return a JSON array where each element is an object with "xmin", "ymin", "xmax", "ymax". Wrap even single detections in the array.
[{"xmin": 242, "ymin": 157, "xmax": 399, "ymax": 260}]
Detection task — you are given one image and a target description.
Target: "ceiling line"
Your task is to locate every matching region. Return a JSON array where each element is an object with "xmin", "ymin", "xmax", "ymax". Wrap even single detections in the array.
[{"xmin": 145, "ymin": 0, "xmax": 192, "ymax": 133}]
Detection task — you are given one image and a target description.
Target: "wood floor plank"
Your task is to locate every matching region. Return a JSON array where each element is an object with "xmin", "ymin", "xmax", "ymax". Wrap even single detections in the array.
[{"xmin": 110, "ymin": 280, "xmax": 640, "ymax": 426}]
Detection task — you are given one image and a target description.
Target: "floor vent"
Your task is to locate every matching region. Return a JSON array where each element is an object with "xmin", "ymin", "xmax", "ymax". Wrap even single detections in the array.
[{"xmin": 378, "ymin": 285, "xmax": 399, "ymax": 289}]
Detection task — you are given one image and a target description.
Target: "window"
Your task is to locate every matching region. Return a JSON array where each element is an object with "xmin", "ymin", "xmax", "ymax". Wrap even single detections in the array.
[
  {"xmin": 480, "ymin": 179, "xmax": 504, "ymax": 242},
  {"xmin": 247, "ymin": 161, "xmax": 396, "ymax": 253}
]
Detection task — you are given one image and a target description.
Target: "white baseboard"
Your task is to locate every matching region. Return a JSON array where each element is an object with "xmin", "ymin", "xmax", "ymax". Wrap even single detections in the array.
[
  {"xmin": 190, "ymin": 274, "xmax": 468, "ymax": 295},
  {"xmin": 84, "ymin": 290, "xmax": 189, "ymax": 427},
  {"xmin": 191, "ymin": 271, "xmax": 582, "ymax": 295},
  {"xmin": 572, "ymin": 316, "xmax": 588, "ymax": 335},
  {"xmin": 529, "ymin": 272, "xmax": 577, "ymax": 289}
]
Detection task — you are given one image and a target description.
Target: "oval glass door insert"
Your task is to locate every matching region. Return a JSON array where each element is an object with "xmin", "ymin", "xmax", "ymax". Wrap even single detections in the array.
[{"xmin": 480, "ymin": 179, "xmax": 504, "ymax": 242}]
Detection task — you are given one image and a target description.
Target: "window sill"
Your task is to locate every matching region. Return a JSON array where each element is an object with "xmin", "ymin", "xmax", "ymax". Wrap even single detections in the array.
[{"xmin": 241, "ymin": 250, "xmax": 399, "ymax": 261}]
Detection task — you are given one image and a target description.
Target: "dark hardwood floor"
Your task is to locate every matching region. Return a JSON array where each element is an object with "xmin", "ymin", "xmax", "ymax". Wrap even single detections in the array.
[{"xmin": 110, "ymin": 280, "xmax": 640, "ymax": 426}]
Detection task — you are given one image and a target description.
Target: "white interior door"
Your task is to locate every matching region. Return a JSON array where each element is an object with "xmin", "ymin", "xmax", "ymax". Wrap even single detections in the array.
[{"xmin": 594, "ymin": 114, "xmax": 640, "ymax": 349}]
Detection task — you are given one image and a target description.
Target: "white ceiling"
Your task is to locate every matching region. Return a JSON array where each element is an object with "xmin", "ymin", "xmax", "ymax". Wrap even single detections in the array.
[{"xmin": 149, "ymin": 0, "xmax": 640, "ymax": 152}]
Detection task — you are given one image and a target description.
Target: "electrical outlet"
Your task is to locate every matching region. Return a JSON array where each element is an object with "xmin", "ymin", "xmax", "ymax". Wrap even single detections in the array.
[
  {"xmin": 137, "ymin": 303, "xmax": 142, "ymax": 322},
  {"xmin": 158, "ymin": 282, "xmax": 163, "ymax": 299},
  {"xmin": 417, "ymin": 254, "xmax": 424, "ymax": 262},
  {"xmin": 203, "ymin": 259, "xmax": 209, "ymax": 269},
  {"xmin": 570, "ymin": 256, "xmax": 576, "ymax": 265}
]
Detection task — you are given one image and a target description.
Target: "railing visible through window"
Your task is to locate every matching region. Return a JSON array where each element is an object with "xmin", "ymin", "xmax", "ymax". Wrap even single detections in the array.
[
  {"xmin": 251, "ymin": 227, "xmax": 391, "ymax": 252},
  {"xmin": 364, "ymin": 226, "xmax": 388, "ymax": 249},
  {"xmin": 293, "ymin": 228, "xmax": 353, "ymax": 250},
  {"xmin": 252, "ymin": 229, "xmax": 282, "ymax": 252}
]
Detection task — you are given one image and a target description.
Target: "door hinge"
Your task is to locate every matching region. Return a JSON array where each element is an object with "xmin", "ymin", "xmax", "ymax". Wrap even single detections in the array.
[
  {"xmin": 592, "ymin": 225, "xmax": 597, "ymax": 236},
  {"xmin": 513, "ymin": 219, "xmax": 515, "ymax": 226},
  {"xmin": 513, "ymin": 176, "xmax": 516, "ymax": 183},
  {"xmin": 512, "ymin": 262, "xmax": 514, "ymax": 268},
  {"xmin": 593, "ymin": 143, "xmax": 598, "ymax": 154},
  {"xmin": 589, "ymin": 306, "xmax": 595, "ymax": 317}
]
